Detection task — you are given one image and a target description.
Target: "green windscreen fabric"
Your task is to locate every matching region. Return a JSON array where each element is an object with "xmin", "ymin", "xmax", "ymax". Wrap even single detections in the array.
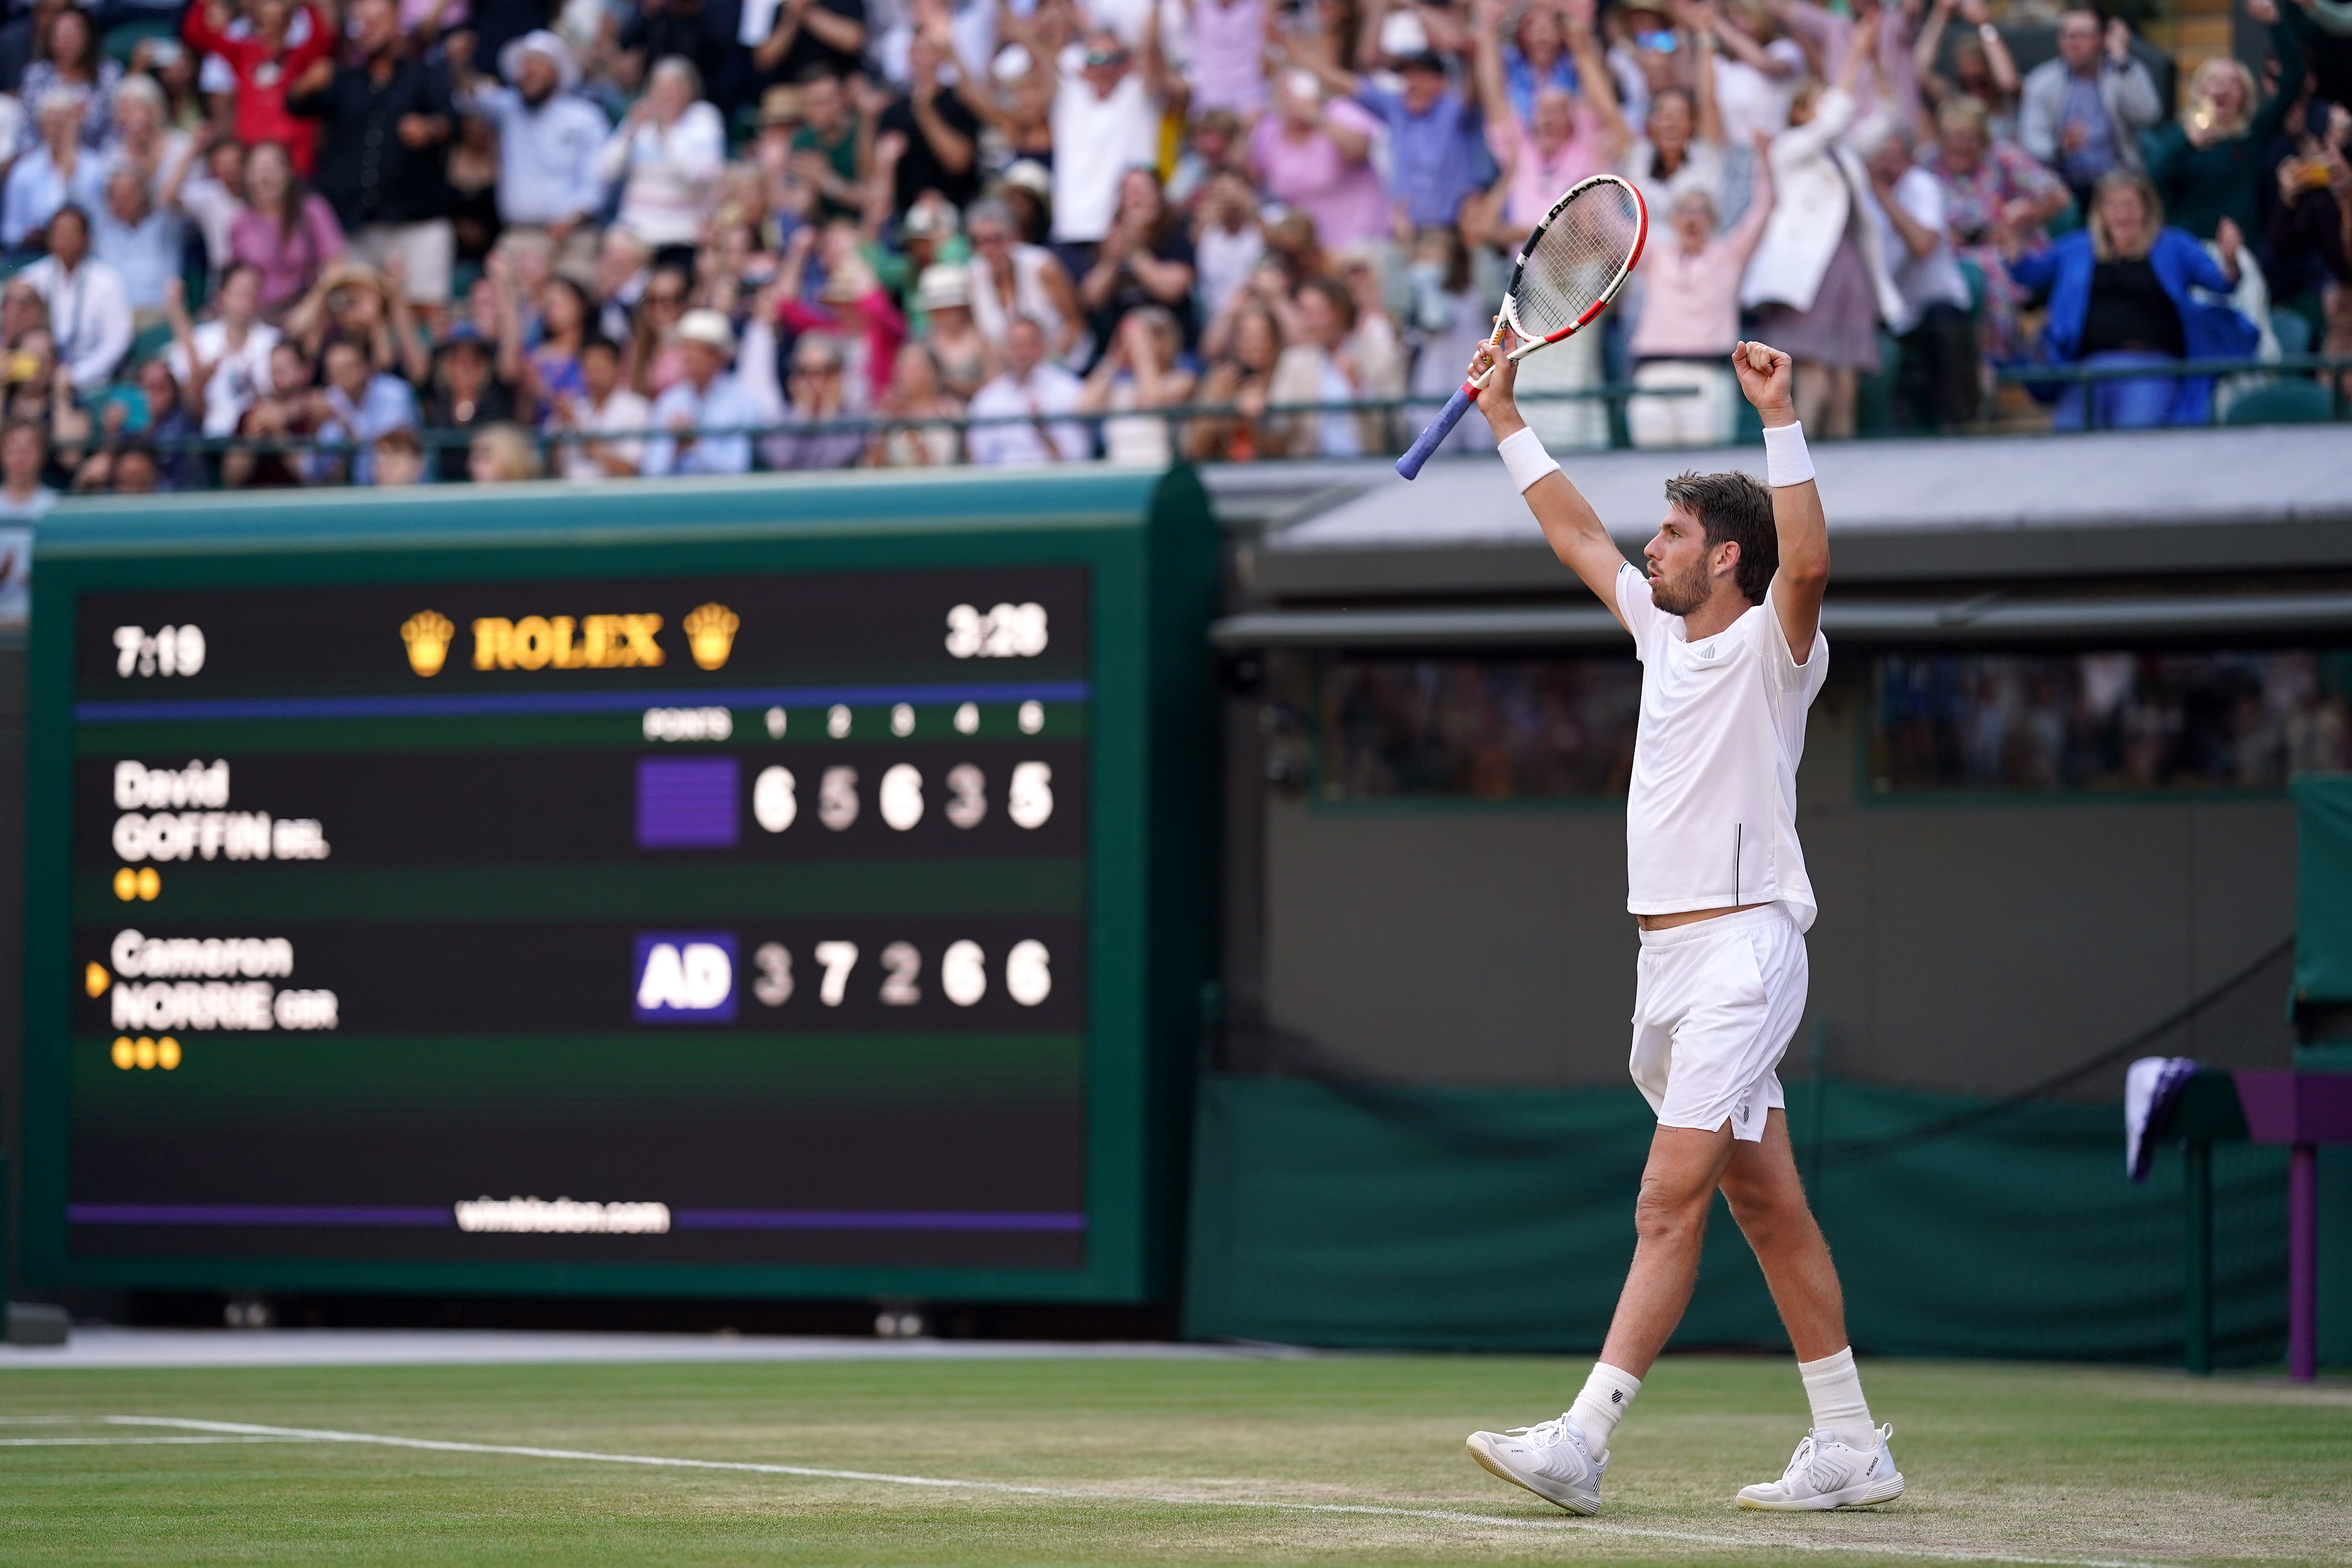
[
  {"xmin": 2293, "ymin": 775, "xmax": 2352, "ymax": 1009},
  {"xmin": 1185, "ymin": 1075, "xmax": 2288, "ymax": 1365}
]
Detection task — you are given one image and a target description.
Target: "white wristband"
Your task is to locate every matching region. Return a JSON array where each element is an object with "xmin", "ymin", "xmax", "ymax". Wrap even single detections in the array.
[
  {"xmin": 1761, "ymin": 421, "xmax": 1814, "ymax": 487},
  {"xmin": 1497, "ymin": 426, "xmax": 1561, "ymax": 495}
]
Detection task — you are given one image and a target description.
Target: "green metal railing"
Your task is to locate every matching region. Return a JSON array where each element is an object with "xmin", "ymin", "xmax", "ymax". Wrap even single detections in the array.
[{"xmin": 1992, "ymin": 353, "xmax": 2352, "ymax": 426}]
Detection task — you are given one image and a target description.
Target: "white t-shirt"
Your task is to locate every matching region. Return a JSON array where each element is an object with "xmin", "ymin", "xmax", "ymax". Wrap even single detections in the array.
[
  {"xmin": 1866, "ymin": 165, "xmax": 1972, "ymax": 335},
  {"xmin": 1616, "ymin": 560, "xmax": 1828, "ymax": 930},
  {"xmin": 1713, "ymin": 40, "xmax": 1806, "ymax": 146},
  {"xmin": 169, "ymin": 320, "xmax": 281, "ymax": 437},
  {"xmin": 1049, "ymin": 54, "xmax": 1159, "ymax": 243},
  {"xmin": 559, "ymin": 387, "xmax": 653, "ymax": 481}
]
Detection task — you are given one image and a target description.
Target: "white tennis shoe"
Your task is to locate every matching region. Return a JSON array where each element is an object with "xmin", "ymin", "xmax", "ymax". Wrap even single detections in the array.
[
  {"xmin": 1464, "ymin": 1412, "xmax": 1607, "ymax": 1514},
  {"xmin": 1735, "ymin": 1424, "xmax": 1906, "ymax": 1510}
]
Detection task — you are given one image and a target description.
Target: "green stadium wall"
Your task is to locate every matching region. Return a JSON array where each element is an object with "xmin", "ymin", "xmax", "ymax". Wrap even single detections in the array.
[{"xmin": 1183, "ymin": 1073, "xmax": 2292, "ymax": 1366}]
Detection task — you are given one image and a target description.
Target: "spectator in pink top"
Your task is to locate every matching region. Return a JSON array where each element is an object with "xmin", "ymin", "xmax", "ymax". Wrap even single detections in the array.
[
  {"xmin": 1186, "ymin": 0, "xmax": 1268, "ymax": 118},
  {"xmin": 1472, "ymin": 0, "xmax": 1628, "ymax": 231},
  {"xmin": 1627, "ymin": 139, "xmax": 1776, "ymax": 446},
  {"xmin": 1249, "ymin": 69, "xmax": 1388, "ymax": 252},
  {"xmin": 775, "ymin": 226, "xmax": 908, "ymax": 407},
  {"xmin": 227, "ymin": 141, "xmax": 344, "ymax": 317}
]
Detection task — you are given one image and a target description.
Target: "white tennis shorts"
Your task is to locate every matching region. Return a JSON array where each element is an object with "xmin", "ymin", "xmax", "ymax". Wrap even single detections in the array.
[{"xmin": 1629, "ymin": 903, "xmax": 1808, "ymax": 1142}]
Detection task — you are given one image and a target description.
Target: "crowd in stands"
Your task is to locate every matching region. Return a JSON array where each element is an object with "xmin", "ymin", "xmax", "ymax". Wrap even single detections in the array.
[{"xmin": 0, "ymin": 0, "xmax": 2340, "ymax": 502}]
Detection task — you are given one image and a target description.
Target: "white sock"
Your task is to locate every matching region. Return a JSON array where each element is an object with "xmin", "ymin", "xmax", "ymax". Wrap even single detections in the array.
[
  {"xmin": 1565, "ymin": 1363, "xmax": 1642, "ymax": 1459},
  {"xmin": 1798, "ymin": 1347, "xmax": 1877, "ymax": 1449}
]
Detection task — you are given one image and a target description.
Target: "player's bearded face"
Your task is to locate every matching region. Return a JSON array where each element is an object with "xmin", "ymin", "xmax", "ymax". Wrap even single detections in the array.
[{"xmin": 1645, "ymin": 533, "xmax": 1714, "ymax": 616}]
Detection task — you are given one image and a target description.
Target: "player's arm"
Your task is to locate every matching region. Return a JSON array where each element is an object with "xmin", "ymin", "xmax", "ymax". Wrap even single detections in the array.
[
  {"xmin": 1472, "ymin": 334, "xmax": 1633, "ymax": 632},
  {"xmin": 1731, "ymin": 340, "xmax": 1827, "ymax": 661}
]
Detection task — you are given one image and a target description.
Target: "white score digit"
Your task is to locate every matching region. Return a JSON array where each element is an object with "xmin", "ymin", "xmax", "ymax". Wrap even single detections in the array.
[
  {"xmin": 879, "ymin": 763, "xmax": 924, "ymax": 831},
  {"xmin": 1006, "ymin": 940, "xmax": 1052, "ymax": 1007},
  {"xmin": 879, "ymin": 941, "xmax": 923, "ymax": 1005},
  {"xmin": 112, "ymin": 624, "xmax": 206, "ymax": 678},
  {"xmin": 1008, "ymin": 761, "xmax": 1053, "ymax": 829},
  {"xmin": 754, "ymin": 767, "xmax": 798, "ymax": 833},
  {"xmin": 818, "ymin": 766, "xmax": 859, "ymax": 830},
  {"xmin": 941, "ymin": 940, "xmax": 987, "ymax": 1007},
  {"xmin": 944, "ymin": 603, "xmax": 984, "ymax": 659},
  {"xmin": 753, "ymin": 942, "xmax": 794, "ymax": 1005},
  {"xmin": 813, "ymin": 941, "xmax": 859, "ymax": 1006},
  {"xmin": 944, "ymin": 764, "xmax": 986, "ymax": 829},
  {"xmin": 943, "ymin": 602, "xmax": 1049, "ymax": 659}
]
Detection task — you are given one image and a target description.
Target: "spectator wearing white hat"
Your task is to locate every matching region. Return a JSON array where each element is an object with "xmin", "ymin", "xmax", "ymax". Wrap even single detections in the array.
[
  {"xmin": 456, "ymin": 28, "xmax": 610, "ymax": 280},
  {"xmin": 642, "ymin": 308, "xmax": 765, "ymax": 476},
  {"xmin": 914, "ymin": 262, "xmax": 992, "ymax": 401}
]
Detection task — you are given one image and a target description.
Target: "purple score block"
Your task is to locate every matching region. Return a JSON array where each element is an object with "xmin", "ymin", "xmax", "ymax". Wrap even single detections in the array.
[{"xmin": 636, "ymin": 756, "xmax": 740, "ymax": 849}]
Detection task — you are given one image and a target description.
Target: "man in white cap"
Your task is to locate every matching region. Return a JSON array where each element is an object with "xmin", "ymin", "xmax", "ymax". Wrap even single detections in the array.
[
  {"xmin": 453, "ymin": 28, "xmax": 607, "ymax": 279},
  {"xmin": 643, "ymin": 308, "xmax": 766, "ymax": 477}
]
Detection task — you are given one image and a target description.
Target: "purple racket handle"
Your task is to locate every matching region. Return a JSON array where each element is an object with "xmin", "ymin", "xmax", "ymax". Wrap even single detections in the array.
[{"xmin": 1395, "ymin": 384, "xmax": 1475, "ymax": 480}]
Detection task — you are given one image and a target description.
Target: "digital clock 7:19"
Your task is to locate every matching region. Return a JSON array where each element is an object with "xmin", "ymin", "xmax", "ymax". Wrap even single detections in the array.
[{"xmin": 112, "ymin": 625, "xmax": 206, "ymax": 678}]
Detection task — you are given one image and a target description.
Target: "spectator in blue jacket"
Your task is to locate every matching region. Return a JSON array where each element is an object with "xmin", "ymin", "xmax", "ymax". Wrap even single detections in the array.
[{"xmin": 2009, "ymin": 170, "xmax": 2258, "ymax": 431}]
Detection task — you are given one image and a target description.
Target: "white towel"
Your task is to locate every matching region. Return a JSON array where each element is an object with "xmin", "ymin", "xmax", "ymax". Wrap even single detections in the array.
[{"xmin": 2124, "ymin": 1056, "xmax": 2200, "ymax": 1182}]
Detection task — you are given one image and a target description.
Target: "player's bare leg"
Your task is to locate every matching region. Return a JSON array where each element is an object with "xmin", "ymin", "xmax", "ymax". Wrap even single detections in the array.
[
  {"xmin": 1467, "ymin": 1125, "xmax": 1735, "ymax": 1512},
  {"xmin": 1596, "ymin": 1125, "xmax": 1738, "ymax": 1377},
  {"xmin": 1720, "ymin": 1111, "xmax": 1846, "ymax": 1361},
  {"xmin": 1719, "ymin": 1110, "xmax": 1905, "ymax": 1509}
]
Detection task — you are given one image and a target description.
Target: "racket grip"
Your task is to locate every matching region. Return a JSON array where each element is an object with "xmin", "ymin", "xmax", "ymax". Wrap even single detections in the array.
[{"xmin": 1394, "ymin": 385, "xmax": 1476, "ymax": 480}]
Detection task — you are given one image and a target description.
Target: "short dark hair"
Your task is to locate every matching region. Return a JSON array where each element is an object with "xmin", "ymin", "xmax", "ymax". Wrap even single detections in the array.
[{"xmin": 1664, "ymin": 470, "xmax": 1777, "ymax": 604}]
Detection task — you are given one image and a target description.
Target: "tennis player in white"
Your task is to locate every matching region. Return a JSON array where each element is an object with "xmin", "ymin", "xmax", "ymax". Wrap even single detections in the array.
[{"xmin": 1461, "ymin": 339, "xmax": 1904, "ymax": 1515}]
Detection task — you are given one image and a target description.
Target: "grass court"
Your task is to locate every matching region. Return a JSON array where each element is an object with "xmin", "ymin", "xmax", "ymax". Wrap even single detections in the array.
[{"xmin": 2, "ymin": 1352, "xmax": 2346, "ymax": 1566}]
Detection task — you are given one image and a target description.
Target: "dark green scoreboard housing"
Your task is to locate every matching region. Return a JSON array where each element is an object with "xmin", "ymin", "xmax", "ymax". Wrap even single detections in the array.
[{"xmin": 18, "ymin": 467, "xmax": 1218, "ymax": 1306}]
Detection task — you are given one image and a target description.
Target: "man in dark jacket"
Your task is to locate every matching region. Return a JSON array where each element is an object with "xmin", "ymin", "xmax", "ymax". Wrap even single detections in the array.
[{"xmin": 289, "ymin": 0, "xmax": 456, "ymax": 315}]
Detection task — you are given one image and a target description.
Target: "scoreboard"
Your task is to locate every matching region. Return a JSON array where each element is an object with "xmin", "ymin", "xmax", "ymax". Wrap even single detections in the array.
[{"xmin": 18, "ymin": 468, "xmax": 1217, "ymax": 1303}]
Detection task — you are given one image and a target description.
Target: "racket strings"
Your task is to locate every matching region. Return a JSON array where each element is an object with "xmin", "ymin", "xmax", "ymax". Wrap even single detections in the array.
[{"xmin": 1511, "ymin": 184, "xmax": 1642, "ymax": 340}]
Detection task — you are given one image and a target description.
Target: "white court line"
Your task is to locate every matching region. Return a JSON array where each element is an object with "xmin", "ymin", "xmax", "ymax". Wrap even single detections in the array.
[
  {"xmin": 101, "ymin": 1417, "xmax": 2174, "ymax": 1568},
  {"xmin": 0, "ymin": 1435, "xmax": 303, "ymax": 1447}
]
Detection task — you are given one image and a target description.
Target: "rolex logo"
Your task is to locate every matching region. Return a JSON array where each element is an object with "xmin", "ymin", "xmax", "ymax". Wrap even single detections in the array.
[
  {"xmin": 401, "ymin": 611, "xmax": 456, "ymax": 677},
  {"xmin": 683, "ymin": 603, "xmax": 739, "ymax": 671}
]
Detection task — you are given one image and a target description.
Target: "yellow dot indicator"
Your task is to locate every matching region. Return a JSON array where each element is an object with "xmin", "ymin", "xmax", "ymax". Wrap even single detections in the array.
[
  {"xmin": 137, "ymin": 868, "xmax": 161, "ymax": 900},
  {"xmin": 111, "ymin": 1037, "xmax": 134, "ymax": 1069},
  {"xmin": 157, "ymin": 1037, "xmax": 181, "ymax": 1070},
  {"xmin": 113, "ymin": 868, "xmax": 138, "ymax": 901},
  {"xmin": 84, "ymin": 962, "xmax": 109, "ymax": 997},
  {"xmin": 133, "ymin": 1036, "xmax": 157, "ymax": 1069}
]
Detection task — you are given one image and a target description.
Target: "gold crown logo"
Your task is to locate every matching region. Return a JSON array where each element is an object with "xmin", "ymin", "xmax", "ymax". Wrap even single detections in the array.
[
  {"xmin": 401, "ymin": 610, "xmax": 456, "ymax": 677},
  {"xmin": 683, "ymin": 603, "xmax": 739, "ymax": 671}
]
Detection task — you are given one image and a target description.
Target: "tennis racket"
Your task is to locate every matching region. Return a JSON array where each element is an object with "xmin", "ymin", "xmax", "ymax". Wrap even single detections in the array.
[{"xmin": 1395, "ymin": 174, "xmax": 1647, "ymax": 480}]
